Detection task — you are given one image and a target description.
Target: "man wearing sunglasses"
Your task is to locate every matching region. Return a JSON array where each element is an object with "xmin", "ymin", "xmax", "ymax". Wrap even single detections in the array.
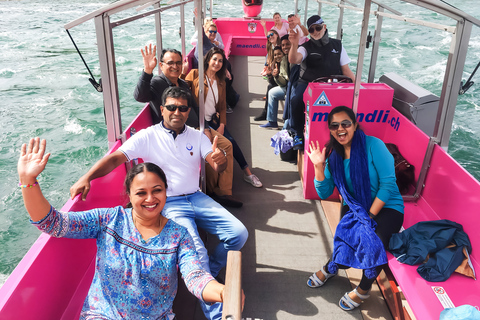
[
  {"xmin": 287, "ymin": 15, "xmax": 355, "ymax": 151},
  {"xmin": 134, "ymin": 44, "xmax": 242, "ymax": 208},
  {"xmin": 71, "ymin": 86, "xmax": 248, "ymax": 320}
]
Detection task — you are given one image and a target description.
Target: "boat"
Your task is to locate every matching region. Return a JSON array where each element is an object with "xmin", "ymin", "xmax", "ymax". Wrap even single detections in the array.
[{"xmin": 1, "ymin": 0, "xmax": 480, "ymax": 319}]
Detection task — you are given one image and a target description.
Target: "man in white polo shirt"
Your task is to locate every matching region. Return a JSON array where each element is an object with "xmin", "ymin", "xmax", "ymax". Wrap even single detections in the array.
[{"xmin": 70, "ymin": 87, "xmax": 247, "ymax": 320}]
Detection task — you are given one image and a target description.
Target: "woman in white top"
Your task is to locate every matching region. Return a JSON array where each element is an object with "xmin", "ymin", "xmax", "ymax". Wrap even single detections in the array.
[
  {"xmin": 186, "ymin": 47, "xmax": 263, "ymax": 188},
  {"xmin": 260, "ymin": 12, "xmax": 289, "ymax": 37}
]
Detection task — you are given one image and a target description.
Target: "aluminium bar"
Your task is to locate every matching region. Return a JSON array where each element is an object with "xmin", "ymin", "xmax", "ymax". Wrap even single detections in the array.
[
  {"xmin": 111, "ymin": 0, "xmax": 194, "ymax": 28},
  {"xmin": 154, "ymin": 2, "xmax": 163, "ymax": 73},
  {"xmin": 352, "ymin": 0, "xmax": 372, "ymax": 113},
  {"xmin": 304, "ymin": 0, "xmax": 309, "ymax": 27},
  {"xmin": 180, "ymin": 1, "xmax": 186, "ymax": 59},
  {"xmin": 316, "ymin": 0, "xmax": 454, "ymax": 33},
  {"xmin": 435, "ymin": 20, "xmax": 472, "ymax": 149},
  {"xmin": 367, "ymin": 5, "xmax": 383, "ymax": 83},
  {"xmin": 336, "ymin": 0, "xmax": 346, "ymax": 40},
  {"xmin": 94, "ymin": 14, "xmax": 122, "ymax": 149}
]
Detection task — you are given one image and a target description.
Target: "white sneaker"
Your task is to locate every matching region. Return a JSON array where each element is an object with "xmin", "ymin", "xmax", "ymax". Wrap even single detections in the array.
[
  {"xmin": 226, "ymin": 105, "xmax": 234, "ymax": 114},
  {"xmin": 244, "ymin": 174, "xmax": 262, "ymax": 188}
]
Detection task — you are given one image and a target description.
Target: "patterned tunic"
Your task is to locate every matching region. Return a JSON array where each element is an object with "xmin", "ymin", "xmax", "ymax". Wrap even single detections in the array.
[{"xmin": 32, "ymin": 206, "xmax": 214, "ymax": 320}]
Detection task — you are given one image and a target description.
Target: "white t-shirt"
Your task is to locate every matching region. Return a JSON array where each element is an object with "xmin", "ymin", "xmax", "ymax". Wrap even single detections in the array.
[
  {"xmin": 297, "ymin": 45, "xmax": 351, "ymax": 66},
  {"xmin": 205, "ymin": 79, "xmax": 218, "ymax": 121},
  {"xmin": 119, "ymin": 123, "xmax": 213, "ymax": 197}
]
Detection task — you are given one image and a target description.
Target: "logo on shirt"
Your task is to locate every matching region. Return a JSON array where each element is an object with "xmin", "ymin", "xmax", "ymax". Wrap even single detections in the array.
[
  {"xmin": 331, "ymin": 49, "xmax": 339, "ymax": 54},
  {"xmin": 186, "ymin": 143, "xmax": 193, "ymax": 156}
]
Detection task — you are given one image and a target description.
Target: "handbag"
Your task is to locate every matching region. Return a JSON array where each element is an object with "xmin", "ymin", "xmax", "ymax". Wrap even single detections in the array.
[{"xmin": 385, "ymin": 143, "xmax": 415, "ymax": 194}]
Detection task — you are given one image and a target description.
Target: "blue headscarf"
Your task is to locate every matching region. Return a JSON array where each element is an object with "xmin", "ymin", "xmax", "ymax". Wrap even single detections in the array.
[{"xmin": 327, "ymin": 129, "xmax": 387, "ymax": 279}]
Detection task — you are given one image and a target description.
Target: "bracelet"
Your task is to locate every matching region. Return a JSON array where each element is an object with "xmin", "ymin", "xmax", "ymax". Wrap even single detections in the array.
[
  {"xmin": 219, "ymin": 148, "xmax": 227, "ymax": 157},
  {"xmin": 368, "ymin": 211, "xmax": 376, "ymax": 219},
  {"xmin": 19, "ymin": 180, "xmax": 39, "ymax": 188}
]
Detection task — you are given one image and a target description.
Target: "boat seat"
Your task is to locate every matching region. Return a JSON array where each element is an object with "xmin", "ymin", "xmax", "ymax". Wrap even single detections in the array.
[{"xmin": 371, "ymin": 108, "xmax": 480, "ymax": 320}]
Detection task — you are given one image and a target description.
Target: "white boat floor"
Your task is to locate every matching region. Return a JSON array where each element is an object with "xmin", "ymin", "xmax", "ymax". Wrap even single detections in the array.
[{"xmin": 192, "ymin": 55, "xmax": 392, "ymax": 320}]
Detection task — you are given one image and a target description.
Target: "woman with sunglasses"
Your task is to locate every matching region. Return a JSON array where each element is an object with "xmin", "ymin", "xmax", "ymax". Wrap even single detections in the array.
[
  {"xmin": 305, "ymin": 106, "xmax": 404, "ymax": 311},
  {"xmin": 185, "ymin": 47, "xmax": 263, "ymax": 188},
  {"xmin": 18, "ymin": 138, "xmax": 230, "ymax": 319}
]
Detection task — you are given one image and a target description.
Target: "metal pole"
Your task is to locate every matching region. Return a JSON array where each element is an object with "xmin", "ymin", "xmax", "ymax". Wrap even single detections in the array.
[
  {"xmin": 336, "ymin": 0, "xmax": 345, "ymax": 40},
  {"xmin": 95, "ymin": 14, "xmax": 122, "ymax": 149},
  {"xmin": 318, "ymin": 1, "xmax": 322, "ymax": 16},
  {"xmin": 210, "ymin": 0, "xmax": 213, "ymax": 19},
  {"xmin": 435, "ymin": 20, "xmax": 472, "ymax": 149},
  {"xmin": 352, "ymin": 0, "xmax": 372, "ymax": 113},
  {"xmin": 294, "ymin": 0, "xmax": 299, "ymax": 15},
  {"xmin": 304, "ymin": 0, "xmax": 309, "ymax": 27},
  {"xmin": 154, "ymin": 2, "xmax": 163, "ymax": 75},
  {"xmin": 195, "ymin": 0, "xmax": 206, "ymax": 191},
  {"xmin": 367, "ymin": 6, "xmax": 383, "ymax": 82},
  {"xmin": 180, "ymin": 1, "xmax": 186, "ymax": 59}
]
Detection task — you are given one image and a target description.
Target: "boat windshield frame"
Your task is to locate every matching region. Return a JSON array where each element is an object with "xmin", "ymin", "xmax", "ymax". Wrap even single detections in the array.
[{"xmin": 64, "ymin": 0, "xmax": 480, "ymax": 200}]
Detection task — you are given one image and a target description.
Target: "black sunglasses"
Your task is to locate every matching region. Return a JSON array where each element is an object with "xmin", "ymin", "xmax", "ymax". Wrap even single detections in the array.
[
  {"xmin": 164, "ymin": 104, "xmax": 190, "ymax": 112},
  {"xmin": 267, "ymin": 33, "xmax": 275, "ymax": 38},
  {"xmin": 308, "ymin": 24, "xmax": 323, "ymax": 34},
  {"xmin": 163, "ymin": 60, "xmax": 183, "ymax": 67},
  {"xmin": 208, "ymin": 30, "xmax": 218, "ymax": 34},
  {"xmin": 329, "ymin": 120, "xmax": 353, "ymax": 130}
]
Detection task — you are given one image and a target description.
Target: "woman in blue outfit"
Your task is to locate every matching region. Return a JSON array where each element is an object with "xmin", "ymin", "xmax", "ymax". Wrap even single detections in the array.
[
  {"xmin": 305, "ymin": 106, "xmax": 404, "ymax": 311},
  {"xmin": 18, "ymin": 137, "xmax": 228, "ymax": 320}
]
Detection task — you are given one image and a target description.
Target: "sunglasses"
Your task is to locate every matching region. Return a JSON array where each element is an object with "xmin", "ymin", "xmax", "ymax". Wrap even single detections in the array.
[
  {"xmin": 208, "ymin": 30, "xmax": 217, "ymax": 34},
  {"xmin": 164, "ymin": 104, "xmax": 190, "ymax": 112},
  {"xmin": 267, "ymin": 33, "xmax": 275, "ymax": 39},
  {"xmin": 308, "ymin": 24, "xmax": 323, "ymax": 34},
  {"xmin": 163, "ymin": 60, "xmax": 183, "ymax": 67},
  {"xmin": 329, "ymin": 120, "xmax": 353, "ymax": 130}
]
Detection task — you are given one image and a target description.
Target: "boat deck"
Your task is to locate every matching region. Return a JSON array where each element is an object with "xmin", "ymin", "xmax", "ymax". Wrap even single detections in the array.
[{"xmin": 191, "ymin": 56, "xmax": 393, "ymax": 320}]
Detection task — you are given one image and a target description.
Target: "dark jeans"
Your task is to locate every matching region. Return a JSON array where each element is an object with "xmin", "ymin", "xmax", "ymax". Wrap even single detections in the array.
[
  {"xmin": 208, "ymin": 120, "xmax": 249, "ymax": 170},
  {"xmin": 325, "ymin": 205, "xmax": 404, "ymax": 291},
  {"xmin": 288, "ymin": 81, "xmax": 308, "ymax": 138}
]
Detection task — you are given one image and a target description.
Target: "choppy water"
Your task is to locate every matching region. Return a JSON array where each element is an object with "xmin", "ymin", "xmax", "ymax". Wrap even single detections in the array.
[{"xmin": 1, "ymin": 0, "xmax": 479, "ymax": 285}]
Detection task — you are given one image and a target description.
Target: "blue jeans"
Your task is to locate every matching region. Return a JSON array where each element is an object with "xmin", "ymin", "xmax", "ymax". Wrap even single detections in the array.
[
  {"xmin": 162, "ymin": 191, "xmax": 248, "ymax": 320},
  {"xmin": 267, "ymin": 85, "xmax": 286, "ymax": 122},
  {"xmin": 288, "ymin": 81, "xmax": 309, "ymax": 138}
]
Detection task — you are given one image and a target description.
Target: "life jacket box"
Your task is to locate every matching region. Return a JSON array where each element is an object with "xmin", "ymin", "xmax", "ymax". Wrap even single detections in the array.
[
  {"xmin": 379, "ymin": 72, "xmax": 439, "ymax": 137},
  {"xmin": 302, "ymin": 82, "xmax": 395, "ymax": 200}
]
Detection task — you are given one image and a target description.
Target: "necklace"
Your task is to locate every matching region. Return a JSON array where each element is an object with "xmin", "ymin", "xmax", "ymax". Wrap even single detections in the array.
[{"xmin": 132, "ymin": 211, "xmax": 166, "ymax": 236}]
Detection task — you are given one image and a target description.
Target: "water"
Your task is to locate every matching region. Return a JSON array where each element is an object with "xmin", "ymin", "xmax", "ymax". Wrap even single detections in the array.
[{"xmin": 1, "ymin": 0, "xmax": 479, "ymax": 286}]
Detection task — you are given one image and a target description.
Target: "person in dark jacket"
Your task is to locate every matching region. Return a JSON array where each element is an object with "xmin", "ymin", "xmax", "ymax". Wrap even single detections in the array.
[{"xmin": 287, "ymin": 15, "xmax": 355, "ymax": 150}]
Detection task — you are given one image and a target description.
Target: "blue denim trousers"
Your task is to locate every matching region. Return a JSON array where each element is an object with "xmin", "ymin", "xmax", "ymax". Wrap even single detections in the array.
[
  {"xmin": 162, "ymin": 191, "xmax": 248, "ymax": 320},
  {"xmin": 267, "ymin": 85, "xmax": 286, "ymax": 122}
]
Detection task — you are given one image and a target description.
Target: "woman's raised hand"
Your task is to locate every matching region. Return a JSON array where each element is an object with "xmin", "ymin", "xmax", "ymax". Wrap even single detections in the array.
[
  {"xmin": 18, "ymin": 137, "xmax": 51, "ymax": 183},
  {"xmin": 141, "ymin": 44, "xmax": 157, "ymax": 74},
  {"xmin": 305, "ymin": 140, "xmax": 326, "ymax": 167}
]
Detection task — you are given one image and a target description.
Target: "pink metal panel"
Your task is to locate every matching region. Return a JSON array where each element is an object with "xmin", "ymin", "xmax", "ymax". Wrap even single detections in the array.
[
  {"xmin": 0, "ymin": 105, "xmax": 153, "ymax": 319},
  {"xmin": 215, "ymin": 18, "xmax": 269, "ymax": 57},
  {"xmin": 380, "ymin": 108, "xmax": 430, "ymax": 182},
  {"xmin": 302, "ymin": 83, "xmax": 394, "ymax": 199},
  {"xmin": 421, "ymin": 144, "xmax": 480, "ymax": 263}
]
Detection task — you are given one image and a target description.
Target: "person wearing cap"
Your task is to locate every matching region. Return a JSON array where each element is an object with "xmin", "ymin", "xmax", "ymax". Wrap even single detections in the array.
[{"xmin": 287, "ymin": 15, "xmax": 355, "ymax": 150}]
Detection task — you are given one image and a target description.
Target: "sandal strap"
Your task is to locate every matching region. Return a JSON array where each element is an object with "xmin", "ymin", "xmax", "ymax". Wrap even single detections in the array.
[
  {"xmin": 308, "ymin": 273, "xmax": 324, "ymax": 287},
  {"xmin": 320, "ymin": 266, "xmax": 336, "ymax": 280},
  {"xmin": 339, "ymin": 292, "xmax": 361, "ymax": 310},
  {"xmin": 353, "ymin": 287, "xmax": 370, "ymax": 300}
]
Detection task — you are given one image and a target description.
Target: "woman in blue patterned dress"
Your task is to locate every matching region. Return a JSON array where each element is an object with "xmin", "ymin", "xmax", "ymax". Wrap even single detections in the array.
[{"xmin": 17, "ymin": 137, "xmax": 228, "ymax": 320}]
